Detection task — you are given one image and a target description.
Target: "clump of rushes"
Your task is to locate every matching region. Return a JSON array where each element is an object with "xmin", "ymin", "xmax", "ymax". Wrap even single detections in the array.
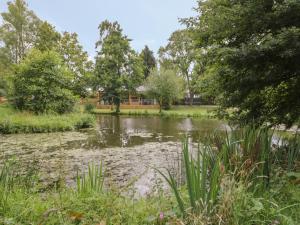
[
  {"xmin": 157, "ymin": 139, "xmax": 223, "ymax": 217},
  {"xmin": 275, "ymin": 134, "xmax": 300, "ymax": 172},
  {"xmin": 76, "ymin": 162, "xmax": 104, "ymax": 194},
  {"xmin": 208, "ymin": 126, "xmax": 274, "ymax": 191}
]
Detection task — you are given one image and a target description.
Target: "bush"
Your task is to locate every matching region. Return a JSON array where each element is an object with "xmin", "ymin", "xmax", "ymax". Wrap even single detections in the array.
[
  {"xmin": 13, "ymin": 49, "xmax": 77, "ymax": 114},
  {"xmin": 145, "ymin": 69, "xmax": 185, "ymax": 112},
  {"xmin": 84, "ymin": 103, "xmax": 96, "ymax": 113}
]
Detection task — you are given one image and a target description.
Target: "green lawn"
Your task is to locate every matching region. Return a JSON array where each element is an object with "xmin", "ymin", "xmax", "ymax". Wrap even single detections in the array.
[
  {"xmin": 0, "ymin": 103, "xmax": 95, "ymax": 134},
  {"xmin": 93, "ymin": 105, "xmax": 218, "ymax": 118}
]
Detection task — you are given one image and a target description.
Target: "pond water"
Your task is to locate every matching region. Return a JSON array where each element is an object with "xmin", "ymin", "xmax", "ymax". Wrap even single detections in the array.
[{"xmin": 0, "ymin": 115, "xmax": 227, "ymax": 196}]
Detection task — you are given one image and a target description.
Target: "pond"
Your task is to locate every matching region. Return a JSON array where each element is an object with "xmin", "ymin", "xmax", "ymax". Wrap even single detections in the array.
[{"xmin": 0, "ymin": 115, "xmax": 227, "ymax": 196}]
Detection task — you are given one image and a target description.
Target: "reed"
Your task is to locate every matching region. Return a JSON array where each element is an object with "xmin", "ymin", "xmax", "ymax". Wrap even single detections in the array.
[
  {"xmin": 209, "ymin": 126, "xmax": 273, "ymax": 190},
  {"xmin": 76, "ymin": 162, "xmax": 104, "ymax": 194},
  {"xmin": 276, "ymin": 134, "xmax": 300, "ymax": 172},
  {"xmin": 157, "ymin": 139, "xmax": 222, "ymax": 217}
]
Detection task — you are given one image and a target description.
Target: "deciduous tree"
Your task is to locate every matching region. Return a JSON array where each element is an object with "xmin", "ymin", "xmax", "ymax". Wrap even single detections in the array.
[
  {"xmin": 159, "ymin": 29, "xmax": 197, "ymax": 105},
  {"xmin": 95, "ymin": 20, "xmax": 143, "ymax": 113},
  {"xmin": 0, "ymin": 0, "xmax": 41, "ymax": 63},
  {"xmin": 189, "ymin": 0, "xmax": 300, "ymax": 126},
  {"xmin": 145, "ymin": 69, "xmax": 184, "ymax": 112},
  {"xmin": 59, "ymin": 32, "xmax": 94, "ymax": 97},
  {"xmin": 140, "ymin": 45, "xmax": 156, "ymax": 79}
]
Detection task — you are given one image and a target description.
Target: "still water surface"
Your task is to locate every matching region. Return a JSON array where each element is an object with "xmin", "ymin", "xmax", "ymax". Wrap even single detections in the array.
[{"xmin": 0, "ymin": 115, "xmax": 227, "ymax": 196}]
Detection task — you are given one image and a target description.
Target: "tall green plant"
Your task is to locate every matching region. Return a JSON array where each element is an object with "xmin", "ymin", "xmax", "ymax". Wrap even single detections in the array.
[
  {"xmin": 158, "ymin": 139, "xmax": 222, "ymax": 217},
  {"xmin": 210, "ymin": 127, "xmax": 273, "ymax": 190},
  {"xmin": 76, "ymin": 162, "xmax": 104, "ymax": 194}
]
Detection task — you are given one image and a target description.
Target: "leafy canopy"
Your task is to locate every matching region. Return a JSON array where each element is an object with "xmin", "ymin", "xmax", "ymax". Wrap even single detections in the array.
[
  {"xmin": 59, "ymin": 32, "xmax": 94, "ymax": 97},
  {"xmin": 35, "ymin": 21, "xmax": 61, "ymax": 52},
  {"xmin": 190, "ymin": 0, "xmax": 300, "ymax": 126}
]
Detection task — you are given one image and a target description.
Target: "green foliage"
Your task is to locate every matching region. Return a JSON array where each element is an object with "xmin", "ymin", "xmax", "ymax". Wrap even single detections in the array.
[
  {"xmin": 189, "ymin": 0, "xmax": 300, "ymax": 126},
  {"xmin": 160, "ymin": 127, "xmax": 300, "ymax": 224},
  {"xmin": 0, "ymin": 0, "xmax": 41, "ymax": 63},
  {"xmin": 145, "ymin": 69, "xmax": 184, "ymax": 112},
  {"xmin": 158, "ymin": 139, "xmax": 222, "ymax": 217},
  {"xmin": 0, "ymin": 48, "xmax": 13, "ymax": 97},
  {"xmin": 13, "ymin": 49, "xmax": 77, "ymax": 114},
  {"xmin": 275, "ymin": 134, "xmax": 300, "ymax": 172},
  {"xmin": 159, "ymin": 29, "xmax": 199, "ymax": 105},
  {"xmin": 229, "ymin": 179, "xmax": 300, "ymax": 225},
  {"xmin": 140, "ymin": 45, "xmax": 156, "ymax": 79},
  {"xmin": 0, "ymin": 104, "xmax": 95, "ymax": 134},
  {"xmin": 95, "ymin": 20, "xmax": 144, "ymax": 113},
  {"xmin": 84, "ymin": 103, "xmax": 96, "ymax": 113},
  {"xmin": 35, "ymin": 21, "xmax": 61, "ymax": 51},
  {"xmin": 59, "ymin": 32, "xmax": 94, "ymax": 97}
]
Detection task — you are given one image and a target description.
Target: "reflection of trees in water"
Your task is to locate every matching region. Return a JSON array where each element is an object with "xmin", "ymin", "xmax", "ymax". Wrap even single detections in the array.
[{"xmin": 95, "ymin": 115, "xmax": 225, "ymax": 148}]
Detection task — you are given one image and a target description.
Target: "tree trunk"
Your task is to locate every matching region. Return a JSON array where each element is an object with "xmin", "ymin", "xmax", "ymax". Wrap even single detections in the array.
[
  {"xmin": 185, "ymin": 72, "xmax": 193, "ymax": 106},
  {"xmin": 115, "ymin": 97, "xmax": 120, "ymax": 113},
  {"xmin": 159, "ymin": 97, "xmax": 163, "ymax": 113},
  {"xmin": 189, "ymin": 91, "xmax": 194, "ymax": 106}
]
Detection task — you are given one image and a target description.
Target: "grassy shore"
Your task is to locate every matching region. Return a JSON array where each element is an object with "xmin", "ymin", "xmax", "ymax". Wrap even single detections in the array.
[
  {"xmin": 93, "ymin": 105, "xmax": 218, "ymax": 118},
  {"xmin": 0, "ymin": 104, "xmax": 95, "ymax": 134}
]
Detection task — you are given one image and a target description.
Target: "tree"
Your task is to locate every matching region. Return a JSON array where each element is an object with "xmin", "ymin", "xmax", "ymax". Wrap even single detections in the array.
[
  {"xmin": 95, "ymin": 20, "xmax": 143, "ymax": 113},
  {"xmin": 159, "ymin": 29, "xmax": 197, "ymax": 105},
  {"xmin": 35, "ymin": 21, "xmax": 61, "ymax": 52},
  {"xmin": 140, "ymin": 45, "xmax": 156, "ymax": 79},
  {"xmin": 59, "ymin": 32, "xmax": 94, "ymax": 97},
  {"xmin": 0, "ymin": 0, "xmax": 41, "ymax": 63},
  {"xmin": 189, "ymin": 0, "xmax": 300, "ymax": 126},
  {"xmin": 145, "ymin": 69, "xmax": 184, "ymax": 112},
  {"xmin": 0, "ymin": 47, "xmax": 13, "ymax": 97},
  {"xmin": 13, "ymin": 49, "xmax": 77, "ymax": 114}
]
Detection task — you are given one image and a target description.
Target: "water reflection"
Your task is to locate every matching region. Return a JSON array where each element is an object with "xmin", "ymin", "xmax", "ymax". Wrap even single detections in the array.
[{"xmin": 94, "ymin": 115, "xmax": 226, "ymax": 148}]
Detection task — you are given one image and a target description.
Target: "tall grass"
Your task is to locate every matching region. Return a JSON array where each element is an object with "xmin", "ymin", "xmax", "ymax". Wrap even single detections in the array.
[
  {"xmin": 0, "ymin": 104, "xmax": 95, "ymax": 134},
  {"xmin": 210, "ymin": 127, "xmax": 273, "ymax": 190},
  {"xmin": 159, "ymin": 127, "xmax": 281, "ymax": 218},
  {"xmin": 76, "ymin": 162, "xmax": 104, "ymax": 194},
  {"xmin": 158, "ymin": 139, "xmax": 222, "ymax": 217},
  {"xmin": 275, "ymin": 134, "xmax": 300, "ymax": 172}
]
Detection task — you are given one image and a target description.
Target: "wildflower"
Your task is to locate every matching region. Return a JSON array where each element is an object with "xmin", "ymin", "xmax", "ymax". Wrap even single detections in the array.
[{"xmin": 159, "ymin": 212, "xmax": 164, "ymax": 220}]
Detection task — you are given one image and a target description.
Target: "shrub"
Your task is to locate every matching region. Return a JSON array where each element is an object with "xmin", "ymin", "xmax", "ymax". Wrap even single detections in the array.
[
  {"xmin": 145, "ymin": 69, "xmax": 185, "ymax": 112},
  {"xmin": 13, "ymin": 49, "xmax": 77, "ymax": 114},
  {"xmin": 84, "ymin": 103, "xmax": 96, "ymax": 113}
]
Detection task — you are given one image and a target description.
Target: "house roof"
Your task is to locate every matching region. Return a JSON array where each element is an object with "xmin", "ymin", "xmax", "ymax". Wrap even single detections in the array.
[{"xmin": 98, "ymin": 85, "xmax": 148, "ymax": 93}]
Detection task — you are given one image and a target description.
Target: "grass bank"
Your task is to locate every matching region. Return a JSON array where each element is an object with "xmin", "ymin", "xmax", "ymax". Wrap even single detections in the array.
[
  {"xmin": 0, "ymin": 104, "xmax": 95, "ymax": 134},
  {"xmin": 93, "ymin": 105, "xmax": 218, "ymax": 118}
]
